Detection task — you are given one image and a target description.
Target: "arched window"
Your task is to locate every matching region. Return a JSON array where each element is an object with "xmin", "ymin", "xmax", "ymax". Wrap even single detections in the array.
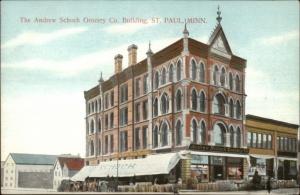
[
  {"xmin": 236, "ymin": 101, "xmax": 241, "ymax": 119},
  {"xmin": 98, "ymin": 139, "xmax": 101, "ymax": 155},
  {"xmin": 88, "ymin": 103, "xmax": 91, "ymax": 114},
  {"xmin": 199, "ymin": 62, "xmax": 205, "ymax": 83},
  {"xmin": 220, "ymin": 68, "xmax": 226, "ymax": 87},
  {"xmin": 161, "ymin": 122, "xmax": 169, "ymax": 146},
  {"xmin": 153, "ymin": 126, "xmax": 158, "ymax": 148},
  {"xmin": 92, "ymin": 102, "xmax": 95, "ymax": 113},
  {"xmin": 213, "ymin": 94, "xmax": 226, "ymax": 115},
  {"xmin": 153, "ymin": 98, "xmax": 158, "ymax": 117},
  {"xmin": 169, "ymin": 64, "xmax": 174, "ymax": 82},
  {"xmin": 191, "ymin": 119, "xmax": 197, "ymax": 143},
  {"xmin": 229, "ymin": 99, "xmax": 234, "ymax": 118},
  {"xmin": 175, "ymin": 120, "xmax": 182, "ymax": 146},
  {"xmin": 176, "ymin": 60, "xmax": 182, "ymax": 81},
  {"xmin": 110, "ymin": 112, "xmax": 114, "ymax": 128},
  {"xmin": 199, "ymin": 121, "xmax": 206, "ymax": 144},
  {"xmin": 235, "ymin": 75, "xmax": 240, "ymax": 92},
  {"xmin": 90, "ymin": 120, "xmax": 95, "ymax": 134},
  {"xmin": 154, "ymin": 71, "xmax": 159, "ymax": 89},
  {"xmin": 199, "ymin": 91, "xmax": 206, "ymax": 112},
  {"xmin": 98, "ymin": 118, "xmax": 101, "ymax": 132},
  {"xmin": 229, "ymin": 72, "xmax": 233, "ymax": 90},
  {"xmin": 90, "ymin": 140, "xmax": 94, "ymax": 156},
  {"xmin": 176, "ymin": 90, "xmax": 182, "ymax": 111},
  {"xmin": 161, "ymin": 68, "xmax": 167, "ymax": 85},
  {"xmin": 214, "ymin": 123, "xmax": 226, "ymax": 146},
  {"xmin": 191, "ymin": 89, "xmax": 197, "ymax": 110},
  {"xmin": 161, "ymin": 93, "xmax": 169, "ymax": 114},
  {"xmin": 191, "ymin": 59, "xmax": 197, "ymax": 80},
  {"xmin": 213, "ymin": 66, "xmax": 219, "ymax": 85},
  {"xmin": 229, "ymin": 126, "xmax": 234, "ymax": 147},
  {"xmin": 95, "ymin": 100, "xmax": 98, "ymax": 112},
  {"xmin": 236, "ymin": 127, "xmax": 241, "ymax": 147}
]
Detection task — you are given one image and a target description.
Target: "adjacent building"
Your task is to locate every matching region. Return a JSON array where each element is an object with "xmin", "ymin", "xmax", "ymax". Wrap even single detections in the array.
[
  {"xmin": 53, "ymin": 156, "xmax": 84, "ymax": 190},
  {"xmin": 84, "ymin": 8, "xmax": 249, "ymax": 182},
  {"xmin": 246, "ymin": 114, "xmax": 298, "ymax": 180},
  {"xmin": 3, "ymin": 153, "xmax": 57, "ymax": 189}
]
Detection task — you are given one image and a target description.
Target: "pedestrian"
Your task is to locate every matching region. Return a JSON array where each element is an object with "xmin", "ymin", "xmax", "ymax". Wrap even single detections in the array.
[{"xmin": 266, "ymin": 176, "xmax": 271, "ymax": 194}]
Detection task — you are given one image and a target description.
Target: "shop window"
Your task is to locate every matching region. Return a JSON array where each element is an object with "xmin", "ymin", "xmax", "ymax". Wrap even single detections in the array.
[
  {"xmin": 110, "ymin": 112, "xmax": 114, "ymax": 128},
  {"xmin": 227, "ymin": 158, "xmax": 243, "ymax": 180},
  {"xmin": 153, "ymin": 98, "xmax": 158, "ymax": 117},
  {"xmin": 211, "ymin": 156, "xmax": 225, "ymax": 180},
  {"xmin": 120, "ymin": 131, "xmax": 128, "ymax": 152},
  {"xmin": 191, "ymin": 155, "xmax": 209, "ymax": 182},
  {"xmin": 236, "ymin": 127, "xmax": 241, "ymax": 148},
  {"xmin": 214, "ymin": 123, "xmax": 226, "ymax": 146},
  {"xmin": 153, "ymin": 126, "xmax": 159, "ymax": 148},
  {"xmin": 229, "ymin": 99, "xmax": 234, "ymax": 118},
  {"xmin": 135, "ymin": 103, "xmax": 140, "ymax": 122},
  {"xmin": 142, "ymin": 126, "xmax": 147, "ymax": 149},
  {"xmin": 191, "ymin": 119, "xmax": 198, "ymax": 144},
  {"xmin": 154, "ymin": 71, "xmax": 159, "ymax": 89},
  {"xmin": 213, "ymin": 94, "xmax": 226, "ymax": 115},
  {"xmin": 176, "ymin": 90, "xmax": 182, "ymax": 111},
  {"xmin": 169, "ymin": 64, "xmax": 174, "ymax": 82},
  {"xmin": 161, "ymin": 122, "xmax": 169, "ymax": 146},
  {"xmin": 199, "ymin": 91, "xmax": 206, "ymax": 112},
  {"xmin": 161, "ymin": 67, "xmax": 167, "ymax": 85},
  {"xmin": 199, "ymin": 121, "xmax": 206, "ymax": 144},
  {"xmin": 191, "ymin": 89, "xmax": 197, "ymax": 110},
  {"xmin": 191, "ymin": 59, "xmax": 197, "ymax": 80},
  {"xmin": 176, "ymin": 60, "xmax": 182, "ymax": 81},
  {"xmin": 176, "ymin": 120, "xmax": 182, "ymax": 146},
  {"xmin": 199, "ymin": 62, "xmax": 205, "ymax": 83},
  {"xmin": 161, "ymin": 93, "xmax": 169, "ymax": 114}
]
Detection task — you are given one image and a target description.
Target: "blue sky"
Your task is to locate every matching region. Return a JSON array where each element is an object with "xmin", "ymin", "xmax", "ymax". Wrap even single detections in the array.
[{"xmin": 1, "ymin": 1, "xmax": 299, "ymax": 159}]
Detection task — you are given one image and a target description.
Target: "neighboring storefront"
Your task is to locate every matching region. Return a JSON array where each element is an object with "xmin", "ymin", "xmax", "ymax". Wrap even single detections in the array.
[{"xmin": 246, "ymin": 114, "xmax": 298, "ymax": 180}]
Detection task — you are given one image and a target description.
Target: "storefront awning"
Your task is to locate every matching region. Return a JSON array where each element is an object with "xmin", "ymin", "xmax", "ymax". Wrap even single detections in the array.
[
  {"xmin": 249, "ymin": 154, "xmax": 275, "ymax": 159},
  {"xmin": 277, "ymin": 157, "xmax": 297, "ymax": 161},
  {"xmin": 71, "ymin": 166, "xmax": 97, "ymax": 181},
  {"xmin": 190, "ymin": 151, "xmax": 249, "ymax": 159},
  {"xmin": 71, "ymin": 152, "xmax": 181, "ymax": 181}
]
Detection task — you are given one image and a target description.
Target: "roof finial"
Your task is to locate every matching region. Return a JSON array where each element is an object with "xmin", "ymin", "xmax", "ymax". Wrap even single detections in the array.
[
  {"xmin": 146, "ymin": 40, "xmax": 153, "ymax": 56},
  {"xmin": 99, "ymin": 71, "xmax": 104, "ymax": 83},
  {"xmin": 183, "ymin": 22, "xmax": 189, "ymax": 36},
  {"xmin": 216, "ymin": 5, "xmax": 222, "ymax": 24}
]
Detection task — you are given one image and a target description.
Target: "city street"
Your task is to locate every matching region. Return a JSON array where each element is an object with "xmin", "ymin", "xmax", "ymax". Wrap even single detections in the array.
[{"xmin": 1, "ymin": 188, "xmax": 299, "ymax": 194}]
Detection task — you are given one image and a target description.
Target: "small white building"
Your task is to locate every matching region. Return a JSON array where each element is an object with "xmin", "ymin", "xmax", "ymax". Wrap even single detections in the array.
[
  {"xmin": 3, "ymin": 153, "xmax": 57, "ymax": 189},
  {"xmin": 53, "ymin": 157, "xmax": 84, "ymax": 190}
]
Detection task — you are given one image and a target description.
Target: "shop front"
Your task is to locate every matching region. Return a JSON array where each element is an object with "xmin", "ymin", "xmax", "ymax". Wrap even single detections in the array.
[
  {"xmin": 248, "ymin": 154, "xmax": 274, "ymax": 178},
  {"xmin": 277, "ymin": 156, "xmax": 297, "ymax": 180},
  {"xmin": 189, "ymin": 144, "xmax": 249, "ymax": 182}
]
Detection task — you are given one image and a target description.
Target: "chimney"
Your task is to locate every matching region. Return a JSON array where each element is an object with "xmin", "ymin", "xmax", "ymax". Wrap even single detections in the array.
[
  {"xmin": 114, "ymin": 54, "xmax": 123, "ymax": 74},
  {"xmin": 127, "ymin": 44, "xmax": 138, "ymax": 66}
]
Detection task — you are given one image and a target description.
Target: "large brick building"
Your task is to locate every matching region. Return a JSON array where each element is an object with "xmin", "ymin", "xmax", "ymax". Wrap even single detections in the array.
[{"xmin": 84, "ymin": 9, "xmax": 249, "ymax": 181}]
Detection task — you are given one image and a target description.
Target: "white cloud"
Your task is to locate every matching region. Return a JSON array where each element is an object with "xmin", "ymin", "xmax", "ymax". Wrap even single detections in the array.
[
  {"xmin": 259, "ymin": 30, "xmax": 298, "ymax": 45},
  {"xmin": 3, "ymin": 37, "xmax": 179, "ymax": 77},
  {"xmin": 104, "ymin": 22, "xmax": 157, "ymax": 34},
  {"xmin": 1, "ymin": 27, "xmax": 87, "ymax": 49}
]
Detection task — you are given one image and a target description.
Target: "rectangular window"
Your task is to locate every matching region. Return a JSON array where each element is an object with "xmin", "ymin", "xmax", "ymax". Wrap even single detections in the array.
[
  {"xmin": 120, "ymin": 131, "xmax": 128, "ymax": 152},
  {"xmin": 135, "ymin": 103, "xmax": 140, "ymax": 122},
  {"xmin": 142, "ymin": 126, "xmax": 148, "ymax": 149},
  {"xmin": 252, "ymin": 133, "xmax": 257, "ymax": 148},
  {"xmin": 247, "ymin": 132, "xmax": 252, "ymax": 147},
  {"xmin": 105, "ymin": 135, "xmax": 108, "ymax": 154},
  {"xmin": 284, "ymin": 137, "xmax": 288, "ymax": 151},
  {"xmin": 120, "ymin": 107, "xmax": 128, "ymax": 126},
  {"xmin": 105, "ymin": 93, "xmax": 109, "ymax": 109},
  {"xmin": 110, "ymin": 91, "xmax": 114, "ymax": 107},
  {"xmin": 110, "ymin": 135, "xmax": 114, "ymax": 153},
  {"xmin": 280, "ymin": 137, "xmax": 284, "ymax": 151},
  {"xmin": 262, "ymin": 134, "xmax": 267, "ymax": 149},
  {"xmin": 143, "ymin": 74, "xmax": 148, "ymax": 94},
  {"xmin": 135, "ymin": 78, "xmax": 141, "ymax": 97},
  {"xmin": 267, "ymin": 134, "xmax": 272, "ymax": 149},
  {"xmin": 120, "ymin": 84, "xmax": 128, "ymax": 103},
  {"xmin": 288, "ymin": 138, "xmax": 293, "ymax": 151},
  {"xmin": 142, "ymin": 100, "xmax": 148, "ymax": 120},
  {"xmin": 135, "ymin": 128, "xmax": 140, "ymax": 150},
  {"xmin": 277, "ymin": 137, "xmax": 280, "ymax": 150},
  {"xmin": 105, "ymin": 114, "xmax": 108, "ymax": 130},
  {"xmin": 257, "ymin": 133, "xmax": 262, "ymax": 148}
]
